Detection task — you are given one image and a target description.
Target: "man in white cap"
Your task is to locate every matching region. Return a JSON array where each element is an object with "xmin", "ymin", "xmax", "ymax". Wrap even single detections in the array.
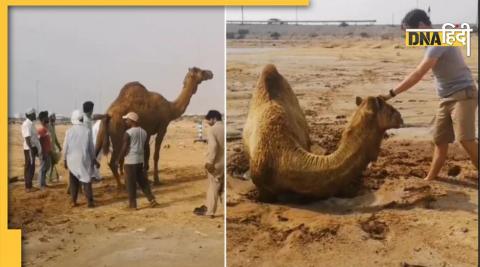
[
  {"xmin": 63, "ymin": 110, "xmax": 96, "ymax": 208},
  {"xmin": 21, "ymin": 108, "xmax": 41, "ymax": 192},
  {"xmin": 118, "ymin": 111, "xmax": 158, "ymax": 209}
]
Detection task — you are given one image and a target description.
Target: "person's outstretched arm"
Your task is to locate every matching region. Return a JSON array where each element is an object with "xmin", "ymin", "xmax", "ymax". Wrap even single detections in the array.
[
  {"xmin": 381, "ymin": 57, "xmax": 438, "ymax": 100},
  {"xmin": 92, "ymin": 114, "xmax": 106, "ymax": 121}
]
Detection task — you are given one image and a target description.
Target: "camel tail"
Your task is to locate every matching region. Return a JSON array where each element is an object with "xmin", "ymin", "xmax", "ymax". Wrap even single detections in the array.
[{"xmin": 96, "ymin": 115, "xmax": 111, "ymax": 156}]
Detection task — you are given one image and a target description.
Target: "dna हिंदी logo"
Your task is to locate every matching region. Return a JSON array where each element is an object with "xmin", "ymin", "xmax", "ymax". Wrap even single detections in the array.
[{"xmin": 405, "ymin": 23, "xmax": 473, "ymax": 56}]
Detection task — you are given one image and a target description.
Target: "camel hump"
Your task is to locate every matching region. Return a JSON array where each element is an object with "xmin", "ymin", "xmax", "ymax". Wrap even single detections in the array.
[
  {"xmin": 123, "ymin": 81, "xmax": 146, "ymax": 89},
  {"xmin": 260, "ymin": 64, "xmax": 282, "ymax": 99},
  {"xmin": 262, "ymin": 64, "xmax": 279, "ymax": 78},
  {"xmin": 117, "ymin": 81, "xmax": 148, "ymax": 98}
]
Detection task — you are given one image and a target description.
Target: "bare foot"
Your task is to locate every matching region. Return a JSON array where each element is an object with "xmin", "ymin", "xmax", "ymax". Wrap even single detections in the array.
[{"xmin": 424, "ymin": 176, "xmax": 436, "ymax": 181}]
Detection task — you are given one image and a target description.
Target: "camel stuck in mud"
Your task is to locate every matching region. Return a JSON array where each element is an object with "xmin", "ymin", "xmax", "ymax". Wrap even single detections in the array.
[{"xmin": 243, "ymin": 64, "xmax": 403, "ymax": 201}]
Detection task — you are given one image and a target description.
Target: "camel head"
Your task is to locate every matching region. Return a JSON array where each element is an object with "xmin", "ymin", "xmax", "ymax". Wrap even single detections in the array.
[
  {"xmin": 184, "ymin": 67, "xmax": 213, "ymax": 94},
  {"xmin": 356, "ymin": 96, "xmax": 403, "ymax": 130}
]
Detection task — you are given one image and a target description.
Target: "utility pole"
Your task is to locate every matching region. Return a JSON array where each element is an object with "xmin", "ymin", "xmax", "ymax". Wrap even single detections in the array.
[
  {"xmin": 74, "ymin": 85, "xmax": 78, "ymax": 109},
  {"xmin": 392, "ymin": 13, "xmax": 394, "ymax": 26},
  {"xmin": 35, "ymin": 80, "xmax": 39, "ymax": 112},
  {"xmin": 98, "ymin": 88, "xmax": 102, "ymax": 112},
  {"xmin": 295, "ymin": 6, "xmax": 298, "ymax": 25},
  {"xmin": 241, "ymin": 6, "xmax": 244, "ymax": 24}
]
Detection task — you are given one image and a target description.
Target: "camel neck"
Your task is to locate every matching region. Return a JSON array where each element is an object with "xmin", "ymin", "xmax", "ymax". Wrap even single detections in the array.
[
  {"xmin": 170, "ymin": 79, "xmax": 196, "ymax": 120},
  {"xmin": 287, "ymin": 120, "xmax": 384, "ymax": 189},
  {"xmin": 329, "ymin": 124, "xmax": 383, "ymax": 172}
]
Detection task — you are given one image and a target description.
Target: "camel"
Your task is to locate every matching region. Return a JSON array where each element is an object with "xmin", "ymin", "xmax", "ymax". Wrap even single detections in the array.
[
  {"xmin": 243, "ymin": 64, "xmax": 403, "ymax": 202},
  {"xmin": 96, "ymin": 67, "xmax": 213, "ymax": 188}
]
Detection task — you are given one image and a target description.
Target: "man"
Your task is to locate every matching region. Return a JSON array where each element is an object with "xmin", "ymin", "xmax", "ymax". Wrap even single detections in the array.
[
  {"xmin": 118, "ymin": 112, "xmax": 158, "ymax": 209},
  {"xmin": 21, "ymin": 108, "xmax": 41, "ymax": 192},
  {"xmin": 194, "ymin": 110, "xmax": 224, "ymax": 218},
  {"xmin": 380, "ymin": 9, "xmax": 477, "ymax": 181},
  {"xmin": 82, "ymin": 101, "xmax": 95, "ymax": 131},
  {"xmin": 83, "ymin": 101, "xmax": 105, "ymax": 181},
  {"xmin": 47, "ymin": 112, "xmax": 62, "ymax": 182},
  {"xmin": 63, "ymin": 110, "xmax": 96, "ymax": 208},
  {"xmin": 37, "ymin": 111, "xmax": 52, "ymax": 190}
]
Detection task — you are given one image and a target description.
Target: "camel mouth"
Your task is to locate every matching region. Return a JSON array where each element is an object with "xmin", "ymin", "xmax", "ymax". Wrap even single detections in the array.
[
  {"xmin": 203, "ymin": 70, "xmax": 214, "ymax": 80},
  {"xmin": 395, "ymin": 116, "xmax": 404, "ymax": 128}
]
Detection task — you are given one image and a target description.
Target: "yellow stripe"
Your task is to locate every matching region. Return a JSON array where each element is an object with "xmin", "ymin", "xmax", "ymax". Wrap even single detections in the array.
[
  {"xmin": 7, "ymin": 0, "xmax": 309, "ymax": 5},
  {"xmin": 0, "ymin": 0, "xmax": 22, "ymax": 265}
]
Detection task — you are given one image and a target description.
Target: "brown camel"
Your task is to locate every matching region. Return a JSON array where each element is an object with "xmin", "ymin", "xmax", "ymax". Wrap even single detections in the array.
[
  {"xmin": 243, "ymin": 64, "xmax": 403, "ymax": 202},
  {"xmin": 96, "ymin": 67, "xmax": 213, "ymax": 188}
]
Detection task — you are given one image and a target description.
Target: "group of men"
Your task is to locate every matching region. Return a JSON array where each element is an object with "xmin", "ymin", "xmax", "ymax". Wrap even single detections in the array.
[
  {"xmin": 21, "ymin": 101, "xmax": 225, "ymax": 217},
  {"xmin": 22, "ymin": 109, "xmax": 61, "ymax": 192},
  {"xmin": 22, "ymin": 101, "xmax": 102, "ymax": 207}
]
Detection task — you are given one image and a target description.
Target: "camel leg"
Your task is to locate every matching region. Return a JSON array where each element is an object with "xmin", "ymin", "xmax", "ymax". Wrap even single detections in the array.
[
  {"xmin": 108, "ymin": 148, "xmax": 123, "ymax": 190},
  {"xmin": 144, "ymin": 134, "xmax": 151, "ymax": 173},
  {"xmin": 153, "ymin": 130, "xmax": 166, "ymax": 185}
]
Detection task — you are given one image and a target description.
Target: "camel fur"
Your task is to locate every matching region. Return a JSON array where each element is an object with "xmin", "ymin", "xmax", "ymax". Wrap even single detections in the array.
[{"xmin": 243, "ymin": 64, "xmax": 403, "ymax": 202}]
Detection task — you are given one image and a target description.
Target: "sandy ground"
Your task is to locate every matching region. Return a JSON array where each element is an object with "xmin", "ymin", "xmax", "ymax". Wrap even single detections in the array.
[
  {"xmin": 226, "ymin": 25, "xmax": 478, "ymax": 267},
  {"xmin": 8, "ymin": 118, "xmax": 224, "ymax": 267}
]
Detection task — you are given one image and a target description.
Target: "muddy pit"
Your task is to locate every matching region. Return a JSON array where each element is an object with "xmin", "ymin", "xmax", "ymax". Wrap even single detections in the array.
[{"xmin": 227, "ymin": 122, "xmax": 478, "ymax": 267}]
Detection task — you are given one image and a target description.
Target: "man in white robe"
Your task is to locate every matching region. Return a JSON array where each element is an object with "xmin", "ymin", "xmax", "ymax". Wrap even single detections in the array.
[
  {"xmin": 63, "ymin": 110, "xmax": 96, "ymax": 208},
  {"xmin": 83, "ymin": 101, "xmax": 105, "ymax": 181}
]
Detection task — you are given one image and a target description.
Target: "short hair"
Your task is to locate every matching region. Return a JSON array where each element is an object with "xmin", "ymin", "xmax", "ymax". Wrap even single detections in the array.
[
  {"xmin": 402, "ymin": 9, "xmax": 431, "ymax": 29},
  {"xmin": 38, "ymin": 111, "xmax": 49, "ymax": 121},
  {"xmin": 83, "ymin": 101, "xmax": 94, "ymax": 113},
  {"xmin": 205, "ymin": 110, "xmax": 222, "ymax": 121}
]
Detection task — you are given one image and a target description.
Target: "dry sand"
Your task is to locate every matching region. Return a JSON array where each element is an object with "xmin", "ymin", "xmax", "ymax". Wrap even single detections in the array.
[
  {"xmin": 226, "ymin": 25, "xmax": 478, "ymax": 267},
  {"xmin": 8, "ymin": 118, "xmax": 224, "ymax": 267}
]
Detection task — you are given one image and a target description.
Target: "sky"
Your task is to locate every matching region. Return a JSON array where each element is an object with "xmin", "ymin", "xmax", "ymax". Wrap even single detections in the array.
[
  {"xmin": 227, "ymin": 0, "xmax": 478, "ymax": 25},
  {"xmin": 10, "ymin": 7, "xmax": 225, "ymax": 117}
]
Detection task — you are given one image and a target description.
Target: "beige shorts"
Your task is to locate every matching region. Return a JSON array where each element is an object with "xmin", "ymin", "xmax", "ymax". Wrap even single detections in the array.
[{"xmin": 433, "ymin": 86, "xmax": 478, "ymax": 145}]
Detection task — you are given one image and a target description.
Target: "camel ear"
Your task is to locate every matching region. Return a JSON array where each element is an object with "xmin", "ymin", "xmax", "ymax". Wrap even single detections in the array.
[{"xmin": 355, "ymin": 96, "xmax": 363, "ymax": 106}]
